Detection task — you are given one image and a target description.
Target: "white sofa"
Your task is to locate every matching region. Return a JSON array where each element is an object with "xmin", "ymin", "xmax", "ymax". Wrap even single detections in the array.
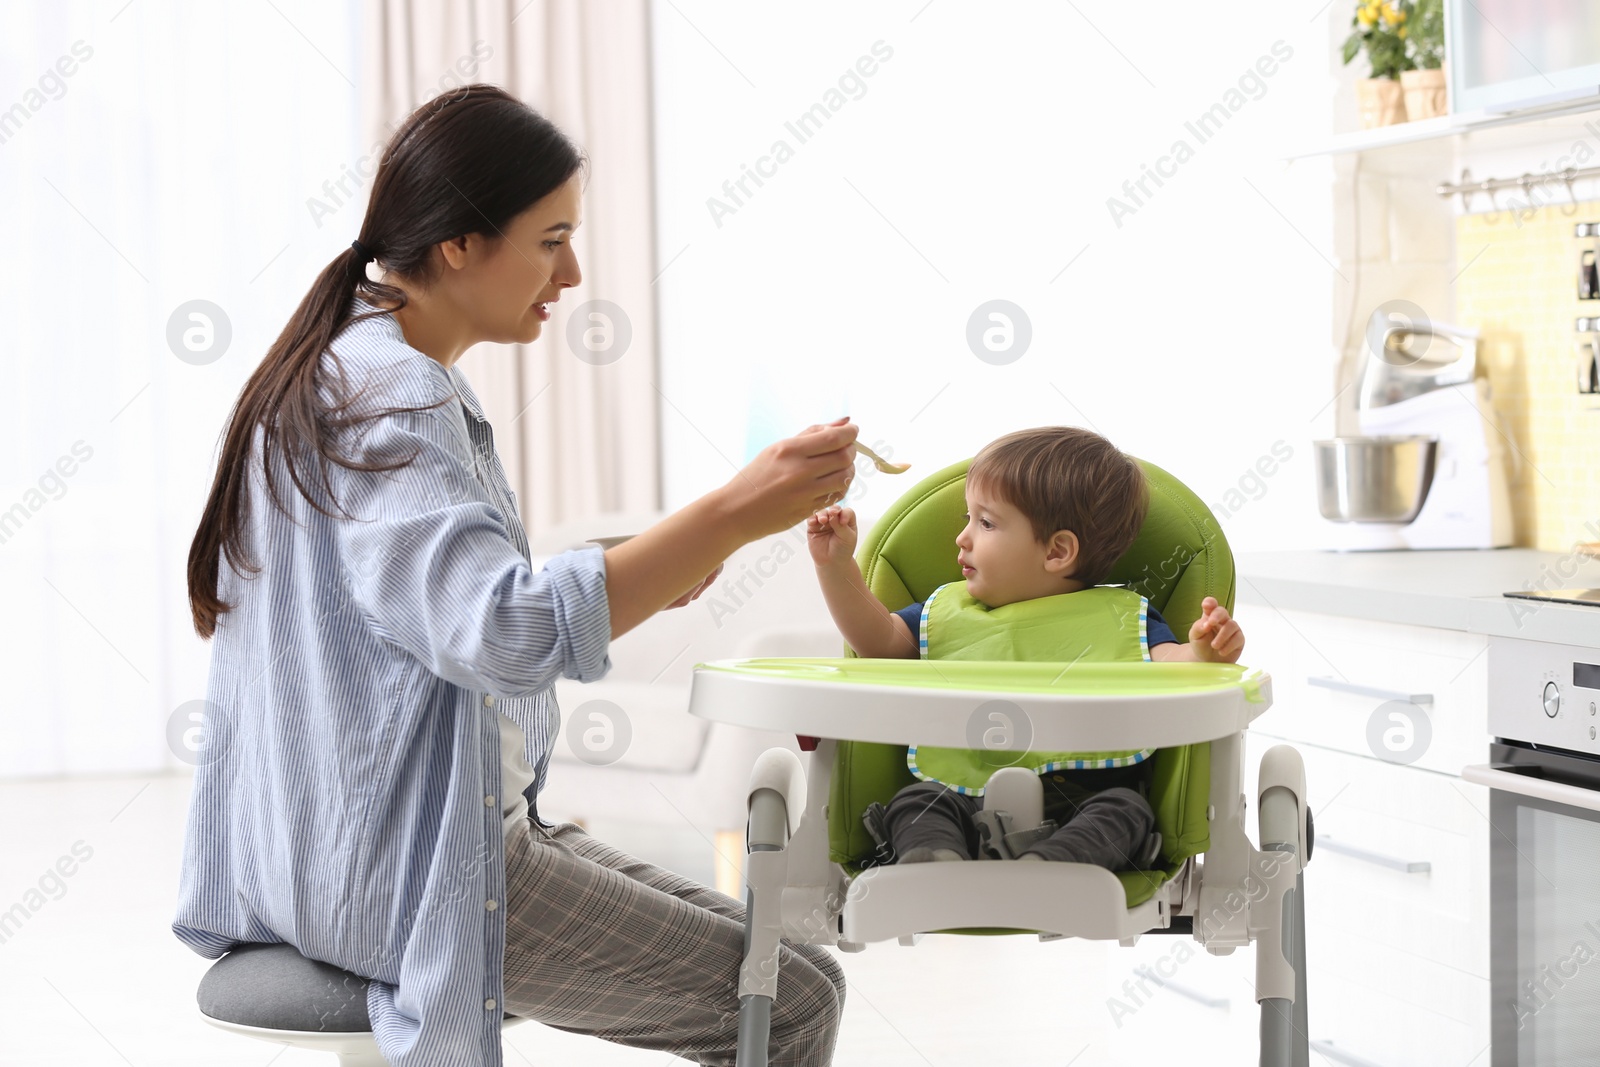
[{"xmin": 528, "ymin": 514, "xmax": 846, "ymax": 892}]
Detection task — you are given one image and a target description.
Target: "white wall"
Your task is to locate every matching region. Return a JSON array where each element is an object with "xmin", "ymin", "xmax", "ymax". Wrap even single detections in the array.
[
  {"xmin": 0, "ymin": 1, "xmax": 360, "ymax": 777},
  {"xmin": 651, "ymin": 0, "xmax": 1340, "ymax": 555}
]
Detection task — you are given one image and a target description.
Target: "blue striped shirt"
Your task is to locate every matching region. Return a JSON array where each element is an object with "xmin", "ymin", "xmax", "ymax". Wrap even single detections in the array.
[{"xmin": 172, "ymin": 297, "xmax": 613, "ymax": 1065}]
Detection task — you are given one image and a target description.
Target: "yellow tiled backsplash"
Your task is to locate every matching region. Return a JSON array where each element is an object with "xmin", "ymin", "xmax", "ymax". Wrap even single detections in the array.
[{"xmin": 1456, "ymin": 202, "xmax": 1600, "ymax": 551}]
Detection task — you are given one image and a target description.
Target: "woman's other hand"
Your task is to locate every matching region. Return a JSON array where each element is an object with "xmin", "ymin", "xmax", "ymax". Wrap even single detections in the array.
[{"xmin": 664, "ymin": 563, "xmax": 723, "ymax": 609}]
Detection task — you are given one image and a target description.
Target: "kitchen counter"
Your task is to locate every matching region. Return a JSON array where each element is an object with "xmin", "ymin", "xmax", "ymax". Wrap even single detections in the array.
[{"xmin": 1236, "ymin": 549, "xmax": 1600, "ymax": 647}]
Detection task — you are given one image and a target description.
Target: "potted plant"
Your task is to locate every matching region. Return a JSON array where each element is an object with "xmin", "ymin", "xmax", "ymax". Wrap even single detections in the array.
[
  {"xmin": 1401, "ymin": 0, "xmax": 1447, "ymax": 119},
  {"xmin": 1343, "ymin": 0, "xmax": 1412, "ymax": 128}
]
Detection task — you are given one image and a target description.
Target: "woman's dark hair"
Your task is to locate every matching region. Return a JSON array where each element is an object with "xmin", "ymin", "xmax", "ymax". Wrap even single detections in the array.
[{"xmin": 187, "ymin": 84, "xmax": 586, "ymax": 638}]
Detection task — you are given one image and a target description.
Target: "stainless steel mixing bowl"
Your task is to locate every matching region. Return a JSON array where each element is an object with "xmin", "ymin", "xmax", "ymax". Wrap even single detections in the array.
[{"xmin": 1313, "ymin": 435, "xmax": 1439, "ymax": 523}]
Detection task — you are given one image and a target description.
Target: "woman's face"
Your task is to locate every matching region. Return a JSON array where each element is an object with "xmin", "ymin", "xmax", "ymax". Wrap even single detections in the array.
[{"xmin": 450, "ymin": 172, "xmax": 584, "ymax": 347}]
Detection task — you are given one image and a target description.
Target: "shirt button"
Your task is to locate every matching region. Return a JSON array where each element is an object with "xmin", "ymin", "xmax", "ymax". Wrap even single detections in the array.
[
  {"xmin": 483, "ymin": 695, "xmax": 496, "ymax": 708},
  {"xmin": 485, "ymin": 795, "xmax": 496, "ymax": 807},
  {"xmin": 485, "ymin": 899, "xmax": 498, "ymax": 911},
  {"xmin": 485, "ymin": 998, "xmax": 497, "ymax": 1011}
]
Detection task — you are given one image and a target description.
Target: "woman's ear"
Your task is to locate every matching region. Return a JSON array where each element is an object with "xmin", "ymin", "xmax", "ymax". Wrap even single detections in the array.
[
  {"xmin": 1044, "ymin": 529, "xmax": 1080, "ymax": 578},
  {"xmin": 438, "ymin": 233, "xmax": 475, "ymax": 270}
]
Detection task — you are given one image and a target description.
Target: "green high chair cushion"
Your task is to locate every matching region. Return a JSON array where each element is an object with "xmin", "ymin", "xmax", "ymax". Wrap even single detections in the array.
[{"xmin": 827, "ymin": 456, "xmax": 1234, "ymax": 909}]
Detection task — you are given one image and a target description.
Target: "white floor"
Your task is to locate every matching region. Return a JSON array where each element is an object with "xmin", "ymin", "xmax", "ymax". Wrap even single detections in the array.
[{"xmin": 1, "ymin": 772, "xmax": 1280, "ymax": 1066}]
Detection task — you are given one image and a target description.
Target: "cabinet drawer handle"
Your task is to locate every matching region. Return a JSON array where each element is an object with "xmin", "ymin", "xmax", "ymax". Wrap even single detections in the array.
[
  {"xmin": 1310, "ymin": 1039, "xmax": 1390, "ymax": 1067},
  {"xmin": 1307, "ymin": 675, "xmax": 1433, "ymax": 706},
  {"xmin": 1315, "ymin": 834, "xmax": 1430, "ymax": 874}
]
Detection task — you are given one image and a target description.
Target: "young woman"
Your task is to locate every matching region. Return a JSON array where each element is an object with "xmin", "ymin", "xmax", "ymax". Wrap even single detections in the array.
[{"xmin": 176, "ymin": 84, "xmax": 854, "ymax": 1067}]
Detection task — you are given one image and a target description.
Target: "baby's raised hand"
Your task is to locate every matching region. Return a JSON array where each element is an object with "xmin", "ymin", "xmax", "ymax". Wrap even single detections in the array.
[
  {"xmin": 806, "ymin": 505, "xmax": 858, "ymax": 568},
  {"xmin": 1188, "ymin": 596, "xmax": 1244, "ymax": 664}
]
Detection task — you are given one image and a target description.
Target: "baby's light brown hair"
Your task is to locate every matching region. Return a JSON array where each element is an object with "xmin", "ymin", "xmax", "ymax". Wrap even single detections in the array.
[{"xmin": 966, "ymin": 426, "xmax": 1148, "ymax": 587}]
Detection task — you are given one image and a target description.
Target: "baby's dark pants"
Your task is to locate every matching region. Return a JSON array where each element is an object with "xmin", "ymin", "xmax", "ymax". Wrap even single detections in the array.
[{"xmin": 883, "ymin": 767, "xmax": 1156, "ymax": 869}]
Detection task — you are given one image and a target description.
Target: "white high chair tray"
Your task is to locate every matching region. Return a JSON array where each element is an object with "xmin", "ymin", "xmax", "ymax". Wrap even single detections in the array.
[{"xmin": 688, "ymin": 657, "xmax": 1273, "ymax": 748}]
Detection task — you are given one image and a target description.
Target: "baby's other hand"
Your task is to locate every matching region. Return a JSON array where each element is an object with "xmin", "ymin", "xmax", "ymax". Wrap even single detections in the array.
[
  {"xmin": 806, "ymin": 505, "xmax": 858, "ymax": 568},
  {"xmin": 1188, "ymin": 596, "xmax": 1244, "ymax": 664}
]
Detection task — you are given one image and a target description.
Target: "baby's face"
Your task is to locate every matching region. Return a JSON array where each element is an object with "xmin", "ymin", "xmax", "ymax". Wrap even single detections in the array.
[{"xmin": 954, "ymin": 487, "xmax": 1082, "ymax": 607}]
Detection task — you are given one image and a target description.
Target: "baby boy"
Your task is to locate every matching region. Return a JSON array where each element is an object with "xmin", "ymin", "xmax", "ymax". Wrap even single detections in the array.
[{"xmin": 805, "ymin": 426, "xmax": 1244, "ymax": 870}]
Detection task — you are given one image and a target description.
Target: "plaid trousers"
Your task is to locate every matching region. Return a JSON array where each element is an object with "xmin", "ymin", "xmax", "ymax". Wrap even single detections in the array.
[{"xmin": 502, "ymin": 817, "xmax": 846, "ymax": 1065}]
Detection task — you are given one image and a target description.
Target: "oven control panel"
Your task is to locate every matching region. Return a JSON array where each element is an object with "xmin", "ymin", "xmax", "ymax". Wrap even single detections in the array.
[{"xmin": 1489, "ymin": 635, "xmax": 1600, "ymax": 753}]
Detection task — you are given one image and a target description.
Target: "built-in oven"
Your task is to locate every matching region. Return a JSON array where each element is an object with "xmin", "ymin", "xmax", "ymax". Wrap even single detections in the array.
[{"xmin": 1463, "ymin": 631, "xmax": 1600, "ymax": 1066}]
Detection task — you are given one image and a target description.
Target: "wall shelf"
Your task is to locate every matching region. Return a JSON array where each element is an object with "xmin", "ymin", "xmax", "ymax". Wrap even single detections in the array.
[
  {"xmin": 1287, "ymin": 114, "xmax": 1458, "ymax": 159},
  {"xmin": 1284, "ymin": 95, "xmax": 1600, "ymax": 162}
]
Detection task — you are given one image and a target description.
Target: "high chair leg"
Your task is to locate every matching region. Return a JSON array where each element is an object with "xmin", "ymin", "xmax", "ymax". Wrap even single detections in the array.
[
  {"xmin": 1256, "ymin": 749, "xmax": 1310, "ymax": 1067},
  {"xmin": 737, "ymin": 784, "xmax": 790, "ymax": 1067},
  {"xmin": 1292, "ymin": 870, "xmax": 1309, "ymax": 1067},
  {"xmin": 1258, "ymin": 873, "xmax": 1307, "ymax": 1065}
]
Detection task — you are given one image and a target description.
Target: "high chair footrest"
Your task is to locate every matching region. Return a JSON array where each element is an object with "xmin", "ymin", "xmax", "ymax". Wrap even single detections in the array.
[{"xmin": 841, "ymin": 861, "xmax": 1166, "ymax": 943}]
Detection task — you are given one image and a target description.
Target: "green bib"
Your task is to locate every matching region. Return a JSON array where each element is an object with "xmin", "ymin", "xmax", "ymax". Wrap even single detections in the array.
[{"xmin": 907, "ymin": 582, "xmax": 1154, "ymax": 795}]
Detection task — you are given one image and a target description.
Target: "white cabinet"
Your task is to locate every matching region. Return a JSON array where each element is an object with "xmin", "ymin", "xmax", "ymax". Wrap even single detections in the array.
[
  {"xmin": 1236, "ymin": 606, "xmax": 1492, "ymax": 1065},
  {"xmin": 1245, "ymin": 606, "xmax": 1489, "ymax": 777}
]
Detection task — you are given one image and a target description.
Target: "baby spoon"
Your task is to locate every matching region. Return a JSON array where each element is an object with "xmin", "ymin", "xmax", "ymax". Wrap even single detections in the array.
[{"xmin": 856, "ymin": 441, "xmax": 911, "ymax": 474}]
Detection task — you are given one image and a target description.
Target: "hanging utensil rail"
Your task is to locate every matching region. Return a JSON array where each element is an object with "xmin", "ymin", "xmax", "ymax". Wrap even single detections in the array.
[{"xmin": 1435, "ymin": 165, "xmax": 1600, "ymax": 215}]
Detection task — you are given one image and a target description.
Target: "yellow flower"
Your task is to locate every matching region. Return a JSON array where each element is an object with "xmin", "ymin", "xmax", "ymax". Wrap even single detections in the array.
[
  {"xmin": 1358, "ymin": 7, "xmax": 1377, "ymax": 26},
  {"xmin": 1381, "ymin": 3, "xmax": 1400, "ymax": 22},
  {"xmin": 1399, "ymin": 24, "xmax": 1408, "ymax": 37}
]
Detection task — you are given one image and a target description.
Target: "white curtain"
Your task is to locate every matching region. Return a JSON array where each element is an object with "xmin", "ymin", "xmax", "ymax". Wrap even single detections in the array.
[
  {"xmin": 0, "ymin": 1, "xmax": 363, "ymax": 778},
  {"xmin": 362, "ymin": 0, "xmax": 661, "ymax": 536}
]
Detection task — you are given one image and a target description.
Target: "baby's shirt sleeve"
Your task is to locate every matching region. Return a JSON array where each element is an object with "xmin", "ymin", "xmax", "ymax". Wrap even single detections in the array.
[
  {"xmin": 1146, "ymin": 605, "xmax": 1178, "ymax": 648},
  {"xmin": 893, "ymin": 601, "xmax": 924, "ymax": 636}
]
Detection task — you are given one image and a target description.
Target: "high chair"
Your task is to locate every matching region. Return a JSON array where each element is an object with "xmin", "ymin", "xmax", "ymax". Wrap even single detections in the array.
[{"xmin": 687, "ymin": 457, "xmax": 1314, "ymax": 1066}]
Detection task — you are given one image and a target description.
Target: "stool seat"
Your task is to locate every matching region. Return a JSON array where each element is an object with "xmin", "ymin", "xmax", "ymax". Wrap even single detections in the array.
[
  {"xmin": 198, "ymin": 942, "xmax": 524, "ymax": 1064},
  {"xmin": 198, "ymin": 942, "xmax": 374, "ymax": 1031}
]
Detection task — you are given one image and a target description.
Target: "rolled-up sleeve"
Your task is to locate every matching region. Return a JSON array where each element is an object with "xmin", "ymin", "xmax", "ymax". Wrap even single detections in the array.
[{"xmin": 332, "ymin": 397, "xmax": 612, "ymax": 698}]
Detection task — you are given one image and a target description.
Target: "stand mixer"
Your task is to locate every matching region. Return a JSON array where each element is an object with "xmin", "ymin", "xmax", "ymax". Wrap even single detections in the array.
[{"xmin": 1315, "ymin": 310, "xmax": 1514, "ymax": 551}]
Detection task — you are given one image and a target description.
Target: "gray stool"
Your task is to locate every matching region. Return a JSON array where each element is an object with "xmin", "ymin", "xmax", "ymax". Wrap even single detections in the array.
[{"xmin": 197, "ymin": 942, "xmax": 526, "ymax": 1065}]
